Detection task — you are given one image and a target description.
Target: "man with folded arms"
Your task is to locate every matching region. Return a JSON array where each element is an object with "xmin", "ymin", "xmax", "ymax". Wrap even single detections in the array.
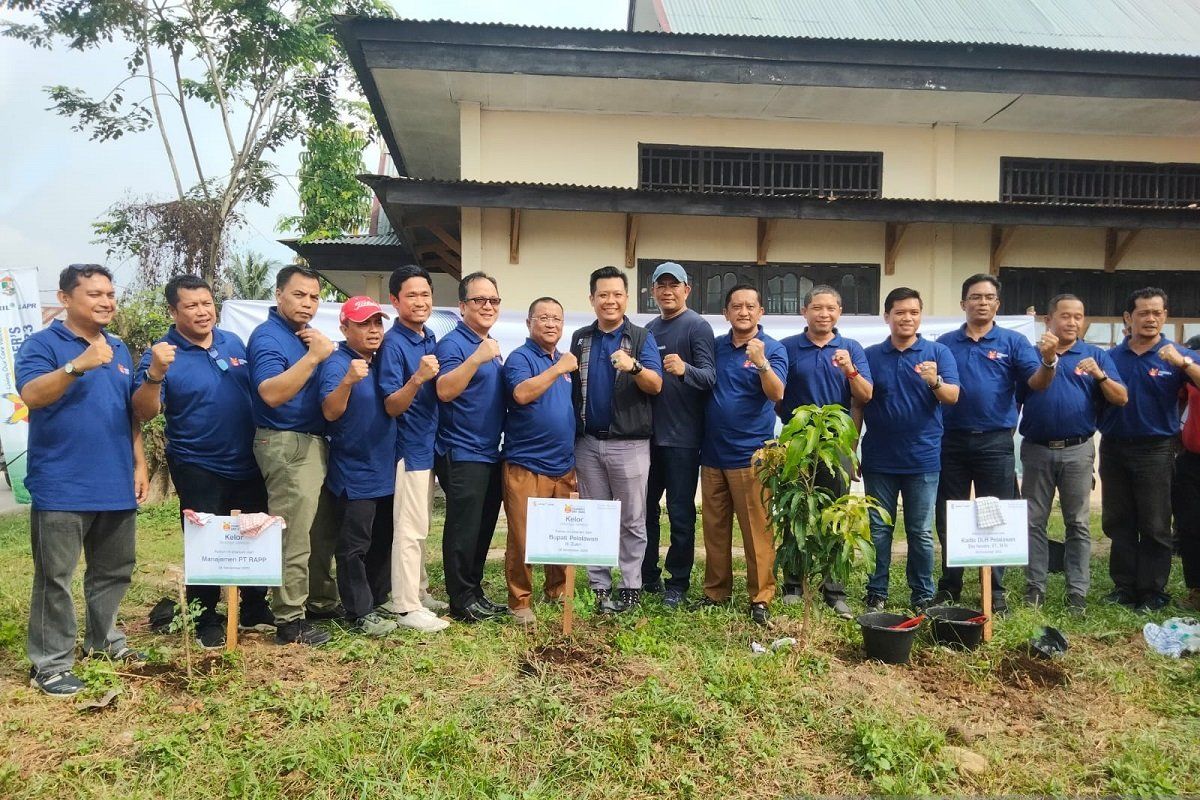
[
  {"xmin": 319, "ymin": 297, "xmax": 404, "ymax": 637},
  {"xmin": 502, "ymin": 297, "xmax": 579, "ymax": 625},
  {"xmin": 18, "ymin": 264, "xmax": 149, "ymax": 696},
  {"xmin": 1018, "ymin": 294, "xmax": 1127, "ymax": 614},
  {"xmin": 133, "ymin": 274, "xmax": 274, "ymax": 650},
  {"xmin": 699, "ymin": 284, "xmax": 787, "ymax": 626},
  {"xmin": 435, "ymin": 272, "xmax": 509, "ymax": 623}
]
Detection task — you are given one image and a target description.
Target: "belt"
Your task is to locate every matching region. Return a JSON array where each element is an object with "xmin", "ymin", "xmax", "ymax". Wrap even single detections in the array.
[
  {"xmin": 1028, "ymin": 434, "xmax": 1091, "ymax": 450},
  {"xmin": 587, "ymin": 429, "xmax": 612, "ymax": 440},
  {"xmin": 1103, "ymin": 434, "xmax": 1175, "ymax": 446}
]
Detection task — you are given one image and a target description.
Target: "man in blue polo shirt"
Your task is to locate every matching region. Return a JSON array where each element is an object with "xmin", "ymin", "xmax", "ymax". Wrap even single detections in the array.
[
  {"xmin": 935, "ymin": 273, "xmax": 1057, "ymax": 612},
  {"xmin": 318, "ymin": 297, "xmax": 403, "ymax": 637},
  {"xmin": 434, "ymin": 271, "xmax": 509, "ymax": 623},
  {"xmin": 248, "ymin": 265, "xmax": 336, "ymax": 646},
  {"xmin": 640, "ymin": 262, "xmax": 716, "ymax": 610},
  {"xmin": 133, "ymin": 275, "xmax": 274, "ymax": 650},
  {"xmin": 502, "ymin": 297, "xmax": 579, "ymax": 625},
  {"xmin": 1018, "ymin": 294, "xmax": 1127, "ymax": 614},
  {"xmin": 857, "ymin": 288, "xmax": 960, "ymax": 612},
  {"xmin": 777, "ymin": 284, "xmax": 873, "ymax": 618},
  {"xmin": 570, "ymin": 266, "xmax": 663, "ymax": 614},
  {"xmin": 378, "ymin": 264, "xmax": 449, "ymax": 633},
  {"xmin": 18, "ymin": 264, "xmax": 149, "ymax": 697},
  {"xmin": 1100, "ymin": 287, "xmax": 1200, "ymax": 612},
  {"xmin": 700, "ymin": 285, "xmax": 787, "ymax": 626}
]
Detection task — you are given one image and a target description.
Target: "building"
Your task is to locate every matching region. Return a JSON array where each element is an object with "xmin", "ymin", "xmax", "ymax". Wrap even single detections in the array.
[{"xmin": 332, "ymin": 0, "xmax": 1200, "ymax": 338}]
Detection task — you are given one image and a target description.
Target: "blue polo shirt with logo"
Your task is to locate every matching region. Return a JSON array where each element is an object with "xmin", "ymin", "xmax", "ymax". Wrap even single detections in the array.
[
  {"xmin": 503, "ymin": 339, "xmax": 575, "ymax": 477},
  {"xmin": 861, "ymin": 335, "xmax": 960, "ymax": 475},
  {"xmin": 435, "ymin": 321, "xmax": 505, "ymax": 463},
  {"xmin": 377, "ymin": 320, "xmax": 438, "ymax": 471},
  {"xmin": 319, "ymin": 342, "xmax": 395, "ymax": 499},
  {"xmin": 701, "ymin": 326, "xmax": 788, "ymax": 469},
  {"xmin": 778, "ymin": 329, "xmax": 871, "ymax": 422},
  {"xmin": 584, "ymin": 319, "xmax": 663, "ymax": 436},
  {"xmin": 16, "ymin": 320, "xmax": 136, "ymax": 511},
  {"xmin": 1018, "ymin": 343, "xmax": 1122, "ymax": 442},
  {"xmin": 134, "ymin": 326, "xmax": 258, "ymax": 481},
  {"xmin": 247, "ymin": 306, "xmax": 325, "ymax": 434},
  {"xmin": 1100, "ymin": 337, "xmax": 1198, "ymax": 438},
  {"xmin": 939, "ymin": 323, "xmax": 1040, "ymax": 432}
]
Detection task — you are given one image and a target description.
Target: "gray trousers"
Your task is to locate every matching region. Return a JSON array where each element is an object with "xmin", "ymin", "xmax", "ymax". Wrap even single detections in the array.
[
  {"xmin": 1020, "ymin": 439, "xmax": 1094, "ymax": 596},
  {"xmin": 575, "ymin": 435, "xmax": 651, "ymax": 591},
  {"xmin": 28, "ymin": 510, "xmax": 136, "ymax": 676}
]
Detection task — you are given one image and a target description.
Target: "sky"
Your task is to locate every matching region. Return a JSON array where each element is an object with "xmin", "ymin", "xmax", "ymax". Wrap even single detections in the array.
[{"xmin": 0, "ymin": 0, "xmax": 630, "ymax": 296}]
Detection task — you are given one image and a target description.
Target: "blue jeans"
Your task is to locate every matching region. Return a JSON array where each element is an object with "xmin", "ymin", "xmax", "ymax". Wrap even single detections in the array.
[
  {"xmin": 642, "ymin": 445, "xmax": 700, "ymax": 591},
  {"xmin": 864, "ymin": 471, "xmax": 938, "ymax": 605}
]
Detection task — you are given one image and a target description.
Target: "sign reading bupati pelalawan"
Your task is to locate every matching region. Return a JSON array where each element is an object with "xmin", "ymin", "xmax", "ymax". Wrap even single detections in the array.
[{"xmin": 526, "ymin": 497, "xmax": 620, "ymax": 568}]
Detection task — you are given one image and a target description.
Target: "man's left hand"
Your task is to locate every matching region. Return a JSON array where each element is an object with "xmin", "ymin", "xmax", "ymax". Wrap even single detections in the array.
[
  {"xmin": 134, "ymin": 465, "xmax": 149, "ymax": 505},
  {"xmin": 663, "ymin": 353, "xmax": 686, "ymax": 377},
  {"xmin": 1159, "ymin": 343, "xmax": 1184, "ymax": 368},
  {"xmin": 833, "ymin": 349, "xmax": 854, "ymax": 375},
  {"xmin": 611, "ymin": 350, "xmax": 635, "ymax": 373},
  {"xmin": 745, "ymin": 338, "xmax": 767, "ymax": 368}
]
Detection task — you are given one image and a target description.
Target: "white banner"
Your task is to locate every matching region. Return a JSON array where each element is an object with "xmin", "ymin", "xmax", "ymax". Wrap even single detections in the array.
[{"xmin": 0, "ymin": 269, "xmax": 42, "ymax": 504}]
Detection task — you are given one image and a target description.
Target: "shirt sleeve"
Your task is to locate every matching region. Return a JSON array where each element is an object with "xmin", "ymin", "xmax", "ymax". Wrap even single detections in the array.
[
  {"xmin": 15, "ymin": 334, "xmax": 59, "ymax": 392},
  {"xmin": 767, "ymin": 339, "xmax": 788, "ymax": 383},
  {"xmin": 436, "ymin": 337, "xmax": 465, "ymax": 374},
  {"xmin": 376, "ymin": 336, "xmax": 409, "ymax": 396},
  {"xmin": 503, "ymin": 350, "xmax": 537, "ymax": 400},
  {"xmin": 850, "ymin": 340, "xmax": 872, "ymax": 383},
  {"xmin": 318, "ymin": 355, "xmax": 349, "ymax": 402},
  {"xmin": 639, "ymin": 331, "xmax": 663, "ymax": 376},
  {"xmin": 1011, "ymin": 333, "xmax": 1042, "ymax": 384},
  {"xmin": 248, "ymin": 331, "xmax": 289, "ymax": 387},
  {"xmin": 936, "ymin": 343, "xmax": 961, "ymax": 386},
  {"xmin": 681, "ymin": 318, "xmax": 717, "ymax": 392}
]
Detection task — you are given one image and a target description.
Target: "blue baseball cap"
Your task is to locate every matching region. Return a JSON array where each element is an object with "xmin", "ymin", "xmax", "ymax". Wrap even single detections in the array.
[{"xmin": 650, "ymin": 262, "xmax": 688, "ymax": 285}]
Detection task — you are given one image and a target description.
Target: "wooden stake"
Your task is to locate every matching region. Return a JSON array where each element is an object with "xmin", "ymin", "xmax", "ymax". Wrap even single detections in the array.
[
  {"xmin": 226, "ymin": 510, "xmax": 241, "ymax": 652},
  {"xmin": 562, "ymin": 492, "xmax": 580, "ymax": 637},
  {"xmin": 981, "ymin": 566, "xmax": 993, "ymax": 642}
]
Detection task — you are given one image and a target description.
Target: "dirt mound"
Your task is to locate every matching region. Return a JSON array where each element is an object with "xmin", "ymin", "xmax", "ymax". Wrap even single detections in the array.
[{"xmin": 994, "ymin": 652, "xmax": 1069, "ymax": 689}]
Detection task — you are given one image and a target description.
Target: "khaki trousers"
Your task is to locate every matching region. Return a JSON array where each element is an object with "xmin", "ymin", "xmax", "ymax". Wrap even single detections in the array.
[
  {"xmin": 701, "ymin": 465, "xmax": 776, "ymax": 605},
  {"xmin": 388, "ymin": 460, "xmax": 436, "ymax": 614},
  {"xmin": 502, "ymin": 462, "xmax": 574, "ymax": 610}
]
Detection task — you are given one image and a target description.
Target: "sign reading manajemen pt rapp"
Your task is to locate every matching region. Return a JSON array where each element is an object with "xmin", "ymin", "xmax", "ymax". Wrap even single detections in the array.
[
  {"xmin": 945, "ymin": 499, "xmax": 1029, "ymax": 568},
  {"xmin": 526, "ymin": 497, "xmax": 620, "ymax": 567},
  {"xmin": 184, "ymin": 515, "xmax": 283, "ymax": 586}
]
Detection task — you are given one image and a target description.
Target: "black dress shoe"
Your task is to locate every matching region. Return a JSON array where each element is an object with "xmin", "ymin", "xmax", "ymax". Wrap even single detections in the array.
[
  {"xmin": 1135, "ymin": 593, "xmax": 1170, "ymax": 614},
  {"xmin": 1103, "ymin": 589, "xmax": 1137, "ymax": 609},
  {"xmin": 478, "ymin": 596, "xmax": 511, "ymax": 615},
  {"xmin": 641, "ymin": 578, "xmax": 664, "ymax": 594},
  {"xmin": 450, "ymin": 601, "xmax": 501, "ymax": 624},
  {"xmin": 305, "ymin": 604, "xmax": 346, "ymax": 622},
  {"xmin": 749, "ymin": 602, "xmax": 770, "ymax": 626}
]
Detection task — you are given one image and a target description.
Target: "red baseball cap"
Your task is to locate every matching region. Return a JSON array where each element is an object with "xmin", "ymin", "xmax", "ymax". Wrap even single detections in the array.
[{"xmin": 340, "ymin": 296, "xmax": 389, "ymax": 324}]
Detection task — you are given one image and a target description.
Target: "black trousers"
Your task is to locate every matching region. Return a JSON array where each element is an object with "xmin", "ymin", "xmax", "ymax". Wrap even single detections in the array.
[
  {"xmin": 434, "ymin": 456, "xmax": 502, "ymax": 611},
  {"xmin": 1175, "ymin": 450, "xmax": 1200, "ymax": 590},
  {"xmin": 168, "ymin": 458, "xmax": 271, "ymax": 628},
  {"xmin": 783, "ymin": 460, "xmax": 849, "ymax": 603},
  {"xmin": 1101, "ymin": 436, "xmax": 1176, "ymax": 601},
  {"xmin": 935, "ymin": 430, "xmax": 1017, "ymax": 600},
  {"xmin": 333, "ymin": 495, "xmax": 394, "ymax": 620},
  {"xmin": 642, "ymin": 445, "xmax": 700, "ymax": 591}
]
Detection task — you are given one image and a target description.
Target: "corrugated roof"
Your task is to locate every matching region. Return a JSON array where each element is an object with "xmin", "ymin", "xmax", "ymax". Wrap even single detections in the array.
[
  {"xmin": 280, "ymin": 234, "xmax": 404, "ymax": 248},
  {"xmin": 655, "ymin": 0, "xmax": 1200, "ymax": 56}
]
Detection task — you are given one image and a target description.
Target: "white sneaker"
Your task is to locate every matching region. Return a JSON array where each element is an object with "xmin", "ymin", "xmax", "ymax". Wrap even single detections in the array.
[
  {"xmin": 396, "ymin": 608, "xmax": 450, "ymax": 633},
  {"xmin": 420, "ymin": 592, "xmax": 449, "ymax": 612}
]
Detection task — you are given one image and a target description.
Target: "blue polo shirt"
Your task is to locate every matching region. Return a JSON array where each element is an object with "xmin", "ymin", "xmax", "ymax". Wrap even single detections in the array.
[
  {"xmin": 1100, "ymin": 337, "xmax": 1198, "ymax": 438},
  {"xmin": 939, "ymin": 323, "xmax": 1040, "ymax": 432},
  {"xmin": 1018, "ymin": 343, "xmax": 1122, "ymax": 442},
  {"xmin": 503, "ymin": 339, "xmax": 575, "ymax": 477},
  {"xmin": 133, "ymin": 326, "xmax": 258, "ymax": 481},
  {"xmin": 435, "ymin": 321, "xmax": 505, "ymax": 463},
  {"xmin": 584, "ymin": 319, "xmax": 663, "ymax": 436},
  {"xmin": 319, "ymin": 343, "xmax": 395, "ymax": 499},
  {"xmin": 778, "ymin": 329, "xmax": 871, "ymax": 422},
  {"xmin": 16, "ymin": 320, "xmax": 135, "ymax": 511},
  {"xmin": 701, "ymin": 327, "xmax": 788, "ymax": 469},
  {"xmin": 861, "ymin": 335, "xmax": 960, "ymax": 475},
  {"xmin": 247, "ymin": 307, "xmax": 325, "ymax": 434},
  {"xmin": 377, "ymin": 320, "xmax": 438, "ymax": 471}
]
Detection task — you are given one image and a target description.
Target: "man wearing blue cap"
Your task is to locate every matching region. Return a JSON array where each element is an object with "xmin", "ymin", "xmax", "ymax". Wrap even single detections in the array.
[{"xmin": 640, "ymin": 262, "xmax": 715, "ymax": 609}]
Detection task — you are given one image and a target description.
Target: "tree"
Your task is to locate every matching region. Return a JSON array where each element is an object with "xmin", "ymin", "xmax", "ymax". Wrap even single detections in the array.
[
  {"xmin": 2, "ymin": 0, "xmax": 392, "ymax": 286},
  {"xmin": 223, "ymin": 250, "xmax": 277, "ymax": 300},
  {"xmin": 278, "ymin": 115, "xmax": 373, "ymax": 242}
]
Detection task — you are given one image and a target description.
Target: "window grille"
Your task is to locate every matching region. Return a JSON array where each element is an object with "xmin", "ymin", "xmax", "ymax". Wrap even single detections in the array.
[
  {"xmin": 639, "ymin": 145, "xmax": 882, "ymax": 197},
  {"xmin": 1000, "ymin": 157, "xmax": 1200, "ymax": 208}
]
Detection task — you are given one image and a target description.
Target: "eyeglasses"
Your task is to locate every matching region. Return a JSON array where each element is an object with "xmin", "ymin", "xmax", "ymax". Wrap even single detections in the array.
[
  {"xmin": 465, "ymin": 297, "xmax": 502, "ymax": 308},
  {"xmin": 531, "ymin": 315, "xmax": 563, "ymax": 325},
  {"xmin": 207, "ymin": 346, "xmax": 229, "ymax": 372},
  {"xmin": 966, "ymin": 294, "xmax": 999, "ymax": 303}
]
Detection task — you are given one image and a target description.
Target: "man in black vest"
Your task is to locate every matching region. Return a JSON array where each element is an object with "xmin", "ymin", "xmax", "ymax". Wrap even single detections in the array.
[{"xmin": 570, "ymin": 266, "xmax": 663, "ymax": 614}]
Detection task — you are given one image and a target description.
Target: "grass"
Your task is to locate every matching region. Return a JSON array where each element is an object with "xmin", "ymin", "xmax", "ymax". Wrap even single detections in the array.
[{"xmin": 1, "ymin": 498, "xmax": 1199, "ymax": 798}]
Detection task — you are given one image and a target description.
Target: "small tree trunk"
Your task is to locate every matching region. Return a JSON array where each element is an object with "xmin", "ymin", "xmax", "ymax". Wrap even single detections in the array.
[{"xmin": 799, "ymin": 572, "xmax": 815, "ymax": 646}]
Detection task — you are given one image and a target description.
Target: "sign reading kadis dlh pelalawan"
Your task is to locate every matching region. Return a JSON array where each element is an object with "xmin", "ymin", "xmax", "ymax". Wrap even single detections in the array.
[
  {"xmin": 0, "ymin": 269, "xmax": 41, "ymax": 504},
  {"xmin": 525, "ymin": 498, "xmax": 620, "ymax": 567}
]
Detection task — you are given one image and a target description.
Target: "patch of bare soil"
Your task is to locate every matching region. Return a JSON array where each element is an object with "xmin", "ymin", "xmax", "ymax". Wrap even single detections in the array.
[
  {"xmin": 994, "ymin": 652, "xmax": 1069, "ymax": 690},
  {"xmin": 518, "ymin": 638, "xmax": 609, "ymax": 678}
]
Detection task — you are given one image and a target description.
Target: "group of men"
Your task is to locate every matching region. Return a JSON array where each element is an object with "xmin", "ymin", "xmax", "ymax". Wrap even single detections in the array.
[{"xmin": 16, "ymin": 260, "xmax": 1200, "ymax": 698}]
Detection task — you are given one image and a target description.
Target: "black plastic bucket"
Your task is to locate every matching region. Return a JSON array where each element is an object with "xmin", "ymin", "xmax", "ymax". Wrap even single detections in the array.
[
  {"xmin": 857, "ymin": 612, "xmax": 921, "ymax": 664},
  {"xmin": 927, "ymin": 605, "xmax": 986, "ymax": 650}
]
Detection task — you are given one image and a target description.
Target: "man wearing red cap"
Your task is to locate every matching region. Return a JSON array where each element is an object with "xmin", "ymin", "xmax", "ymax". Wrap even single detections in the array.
[{"xmin": 317, "ymin": 297, "xmax": 402, "ymax": 636}]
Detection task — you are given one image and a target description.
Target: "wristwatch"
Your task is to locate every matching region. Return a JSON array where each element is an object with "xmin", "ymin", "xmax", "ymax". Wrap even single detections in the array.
[
  {"xmin": 143, "ymin": 370, "xmax": 165, "ymax": 385},
  {"xmin": 629, "ymin": 360, "xmax": 644, "ymax": 376},
  {"xmin": 929, "ymin": 376, "xmax": 944, "ymax": 390},
  {"xmin": 64, "ymin": 361, "xmax": 82, "ymax": 377},
  {"xmin": 755, "ymin": 362, "xmax": 770, "ymax": 374},
  {"xmin": 1184, "ymin": 355, "xmax": 1196, "ymax": 368}
]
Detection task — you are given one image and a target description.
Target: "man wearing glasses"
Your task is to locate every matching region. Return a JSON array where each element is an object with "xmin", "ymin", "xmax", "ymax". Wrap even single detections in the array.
[
  {"xmin": 434, "ymin": 272, "xmax": 509, "ymax": 623},
  {"xmin": 501, "ymin": 297, "xmax": 579, "ymax": 625},
  {"xmin": 569, "ymin": 266, "xmax": 663, "ymax": 614},
  {"xmin": 133, "ymin": 275, "xmax": 275, "ymax": 649},
  {"xmin": 934, "ymin": 274, "xmax": 1057, "ymax": 612}
]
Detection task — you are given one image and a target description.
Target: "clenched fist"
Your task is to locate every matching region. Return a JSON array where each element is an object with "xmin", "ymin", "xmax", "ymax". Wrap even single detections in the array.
[
  {"xmin": 832, "ymin": 348, "xmax": 853, "ymax": 375},
  {"xmin": 745, "ymin": 337, "xmax": 766, "ymax": 368},
  {"xmin": 75, "ymin": 339, "xmax": 114, "ymax": 372},
  {"xmin": 1038, "ymin": 331, "xmax": 1060, "ymax": 363},
  {"xmin": 610, "ymin": 349, "xmax": 635, "ymax": 373},
  {"xmin": 663, "ymin": 353, "xmax": 686, "ymax": 377},
  {"xmin": 556, "ymin": 351, "xmax": 579, "ymax": 375},
  {"xmin": 1075, "ymin": 356, "xmax": 1105, "ymax": 379},
  {"xmin": 148, "ymin": 342, "xmax": 177, "ymax": 378},
  {"xmin": 414, "ymin": 354, "xmax": 439, "ymax": 384},
  {"xmin": 471, "ymin": 338, "xmax": 502, "ymax": 365},
  {"xmin": 342, "ymin": 358, "xmax": 370, "ymax": 385},
  {"xmin": 1158, "ymin": 343, "xmax": 1185, "ymax": 368},
  {"xmin": 917, "ymin": 361, "xmax": 940, "ymax": 387},
  {"xmin": 299, "ymin": 328, "xmax": 335, "ymax": 362}
]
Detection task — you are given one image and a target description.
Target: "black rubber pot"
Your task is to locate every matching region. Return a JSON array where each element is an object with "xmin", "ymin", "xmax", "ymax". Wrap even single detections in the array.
[
  {"xmin": 927, "ymin": 605, "xmax": 986, "ymax": 651},
  {"xmin": 857, "ymin": 612, "xmax": 921, "ymax": 664}
]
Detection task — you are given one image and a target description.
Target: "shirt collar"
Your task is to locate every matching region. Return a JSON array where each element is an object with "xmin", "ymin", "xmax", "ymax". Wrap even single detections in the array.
[
  {"xmin": 393, "ymin": 318, "xmax": 433, "ymax": 344},
  {"xmin": 523, "ymin": 337, "xmax": 557, "ymax": 359},
  {"xmin": 725, "ymin": 324, "xmax": 765, "ymax": 349},
  {"xmin": 454, "ymin": 320, "xmax": 487, "ymax": 344},
  {"xmin": 592, "ymin": 318, "xmax": 628, "ymax": 338},
  {"xmin": 1117, "ymin": 335, "xmax": 1172, "ymax": 355},
  {"xmin": 882, "ymin": 333, "xmax": 926, "ymax": 353},
  {"xmin": 165, "ymin": 325, "xmax": 221, "ymax": 351},
  {"xmin": 268, "ymin": 306, "xmax": 306, "ymax": 334},
  {"xmin": 956, "ymin": 322, "xmax": 998, "ymax": 342},
  {"xmin": 49, "ymin": 318, "xmax": 120, "ymax": 347},
  {"xmin": 798, "ymin": 327, "xmax": 841, "ymax": 349}
]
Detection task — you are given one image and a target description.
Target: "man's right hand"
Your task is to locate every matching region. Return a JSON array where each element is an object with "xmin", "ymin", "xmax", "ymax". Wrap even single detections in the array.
[
  {"xmin": 74, "ymin": 339, "xmax": 114, "ymax": 372},
  {"xmin": 917, "ymin": 360, "xmax": 940, "ymax": 387},
  {"xmin": 343, "ymin": 359, "xmax": 370, "ymax": 385},
  {"xmin": 556, "ymin": 351, "xmax": 579, "ymax": 375},
  {"xmin": 663, "ymin": 353, "xmax": 686, "ymax": 377},
  {"xmin": 414, "ymin": 354, "xmax": 440, "ymax": 384},
  {"xmin": 299, "ymin": 328, "xmax": 335, "ymax": 362},
  {"xmin": 148, "ymin": 342, "xmax": 177, "ymax": 377},
  {"xmin": 471, "ymin": 338, "xmax": 501, "ymax": 365}
]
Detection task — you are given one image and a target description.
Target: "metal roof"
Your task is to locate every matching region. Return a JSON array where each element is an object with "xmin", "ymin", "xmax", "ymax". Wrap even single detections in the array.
[
  {"xmin": 279, "ymin": 234, "xmax": 404, "ymax": 248},
  {"xmin": 653, "ymin": 0, "xmax": 1200, "ymax": 57}
]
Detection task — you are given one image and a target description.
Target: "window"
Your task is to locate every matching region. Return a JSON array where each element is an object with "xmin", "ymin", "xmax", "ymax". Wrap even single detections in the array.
[
  {"xmin": 1000, "ymin": 157, "xmax": 1200, "ymax": 208},
  {"xmin": 639, "ymin": 145, "xmax": 883, "ymax": 197},
  {"xmin": 637, "ymin": 260, "xmax": 880, "ymax": 316},
  {"xmin": 998, "ymin": 267, "xmax": 1200, "ymax": 318}
]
